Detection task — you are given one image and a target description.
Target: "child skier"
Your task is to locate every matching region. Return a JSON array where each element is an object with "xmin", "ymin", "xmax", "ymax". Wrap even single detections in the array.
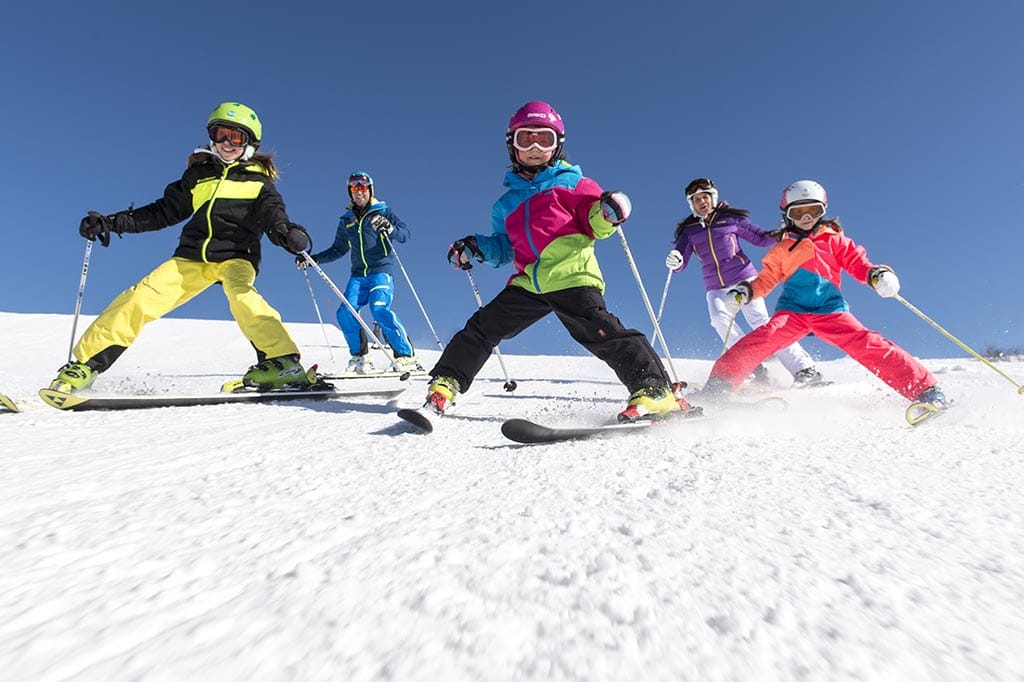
[
  {"xmin": 300, "ymin": 171, "xmax": 420, "ymax": 373},
  {"xmin": 666, "ymin": 178, "xmax": 823, "ymax": 387},
  {"xmin": 698, "ymin": 179, "xmax": 947, "ymax": 412},
  {"xmin": 418, "ymin": 100, "xmax": 697, "ymax": 423},
  {"xmin": 49, "ymin": 102, "xmax": 313, "ymax": 393}
]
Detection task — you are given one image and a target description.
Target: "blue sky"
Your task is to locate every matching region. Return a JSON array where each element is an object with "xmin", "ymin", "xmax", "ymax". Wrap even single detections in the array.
[{"xmin": 3, "ymin": 1, "xmax": 1022, "ymax": 367}]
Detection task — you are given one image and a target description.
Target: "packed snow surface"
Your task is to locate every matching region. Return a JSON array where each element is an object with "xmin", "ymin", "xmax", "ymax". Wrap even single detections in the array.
[{"xmin": 2, "ymin": 312, "xmax": 1023, "ymax": 681}]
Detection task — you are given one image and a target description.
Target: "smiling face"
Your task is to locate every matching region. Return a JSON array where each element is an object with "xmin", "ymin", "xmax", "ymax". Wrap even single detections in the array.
[
  {"xmin": 213, "ymin": 139, "xmax": 245, "ymax": 162},
  {"xmin": 349, "ymin": 185, "xmax": 371, "ymax": 207}
]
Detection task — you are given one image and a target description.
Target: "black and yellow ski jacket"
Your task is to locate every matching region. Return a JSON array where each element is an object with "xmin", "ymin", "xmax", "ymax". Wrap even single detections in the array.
[{"xmin": 118, "ymin": 150, "xmax": 291, "ymax": 271}]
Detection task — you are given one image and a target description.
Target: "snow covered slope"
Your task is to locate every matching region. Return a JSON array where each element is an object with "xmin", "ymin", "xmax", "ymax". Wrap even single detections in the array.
[{"xmin": 2, "ymin": 312, "xmax": 1023, "ymax": 680}]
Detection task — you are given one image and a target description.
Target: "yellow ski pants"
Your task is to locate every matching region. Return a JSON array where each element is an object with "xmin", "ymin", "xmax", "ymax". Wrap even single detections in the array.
[{"xmin": 74, "ymin": 257, "xmax": 299, "ymax": 367}]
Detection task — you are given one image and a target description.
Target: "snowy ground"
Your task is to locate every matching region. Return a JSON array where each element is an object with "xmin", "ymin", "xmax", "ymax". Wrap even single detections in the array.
[{"xmin": 2, "ymin": 311, "xmax": 1023, "ymax": 681}]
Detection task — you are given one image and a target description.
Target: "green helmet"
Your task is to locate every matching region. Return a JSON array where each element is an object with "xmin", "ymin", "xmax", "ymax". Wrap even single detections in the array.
[{"xmin": 206, "ymin": 101, "xmax": 262, "ymax": 146}]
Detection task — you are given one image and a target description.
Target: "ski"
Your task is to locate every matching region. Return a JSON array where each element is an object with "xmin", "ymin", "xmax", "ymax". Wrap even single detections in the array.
[
  {"xmin": 0, "ymin": 393, "xmax": 19, "ymax": 413},
  {"xmin": 320, "ymin": 369, "xmax": 428, "ymax": 381},
  {"xmin": 905, "ymin": 400, "xmax": 949, "ymax": 426},
  {"xmin": 38, "ymin": 383, "xmax": 405, "ymax": 412},
  {"xmin": 396, "ymin": 406, "xmax": 438, "ymax": 433},
  {"xmin": 501, "ymin": 396, "xmax": 787, "ymax": 444}
]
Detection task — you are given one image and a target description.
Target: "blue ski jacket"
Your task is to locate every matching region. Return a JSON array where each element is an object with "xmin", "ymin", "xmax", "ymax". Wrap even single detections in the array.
[{"xmin": 311, "ymin": 199, "xmax": 409, "ymax": 277}]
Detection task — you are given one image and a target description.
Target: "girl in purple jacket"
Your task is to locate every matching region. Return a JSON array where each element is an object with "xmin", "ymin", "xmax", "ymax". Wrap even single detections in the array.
[{"xmin": 665, "ymin": 178, "xmax": 824, "ymax": 387}]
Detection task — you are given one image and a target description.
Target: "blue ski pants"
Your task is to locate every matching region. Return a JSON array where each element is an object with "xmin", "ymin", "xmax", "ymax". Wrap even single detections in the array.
[{"xmin": 336, "ymin": 272, "xmax": 413, "ymax": 357}]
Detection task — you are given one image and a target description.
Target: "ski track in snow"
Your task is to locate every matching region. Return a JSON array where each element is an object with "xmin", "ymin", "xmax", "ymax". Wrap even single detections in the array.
[{"xmin": 2, "ymin": 311, "xmax": 1023, "ymax": 681}]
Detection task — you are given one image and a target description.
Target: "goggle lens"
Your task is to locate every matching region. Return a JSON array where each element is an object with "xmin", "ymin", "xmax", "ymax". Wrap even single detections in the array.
[
  {"xmin": 512, "ymin": 127, "xmax": 558, "ymax": 152},
  {"xmin": 348, "ymin": 177, "xmax": 372, "ymax": 190},
  {"xmin": 209, "ymin": 126, "xmax": 248, "ymax": 147},
  {"xmin": 786, "ymin": 202, "xmax": 826, "ymax": 221}
]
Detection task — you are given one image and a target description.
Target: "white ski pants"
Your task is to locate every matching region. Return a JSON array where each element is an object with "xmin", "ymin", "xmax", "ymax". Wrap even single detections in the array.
[{"xmin": 706, "ymin": 280, "xmax": 815, "ymax": 377}]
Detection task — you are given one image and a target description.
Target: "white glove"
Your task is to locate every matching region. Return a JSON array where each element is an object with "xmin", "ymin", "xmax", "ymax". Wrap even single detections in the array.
[
  {"xmin": 665, "ymin": 249, "xmax": 684, "ymax": 270},
  {"xmin": 724, "ymin": 281, "xmax": 753, "ymax": 314},
  {"xmin": 869, "ymin": 266, "xmax": 900, "ymax": 298}
]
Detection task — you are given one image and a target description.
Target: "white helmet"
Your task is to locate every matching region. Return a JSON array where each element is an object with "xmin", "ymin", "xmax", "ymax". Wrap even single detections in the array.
[
  {"xmin": 780, "ymin": 180, "xmax": 828, "ymax": 214},
  {"xmin": 685, "ymin": 178, "xmax": 719, "ymax": 215}
]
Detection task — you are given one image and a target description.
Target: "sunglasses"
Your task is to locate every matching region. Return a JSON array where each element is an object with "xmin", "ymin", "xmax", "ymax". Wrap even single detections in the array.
[
  {"xmin": 209, "ymin": 125, "xmax": 248, "ymax": 147},
  {"xmin": 786, "ymin": 202, "xmax": 826, "ymax": 221},
  {"xmin": 512, "ymin": 127, "xmax": 559, "ymax": 152}
]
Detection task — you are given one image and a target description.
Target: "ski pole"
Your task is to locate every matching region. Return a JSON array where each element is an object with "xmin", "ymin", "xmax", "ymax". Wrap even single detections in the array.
[
  {"xmin": 722, "ymin": 311, "xmax": 738, "ymax": 355},
  {"xmin": 616, "ymin": 226, "xmax": 681, "ymax": 386},
  {"xmin": 299, "ymin": 251, "xmax": 411, "ymax": 380},
  {"xmin": 651, "ymin": 269, "xmax": 672, "ymax": 340},
  {"xmin": 302, "ymin": 269, "xmax": 337, "ymax": 373},
  {"xmin": 895, "ymin": 294, "xmax": 1024, "ymax": 394},
  {"xmin": 67, "ymin": 239, "xmax": 94, "ymax": 363},
  {"xmin": 381, "ymin": 232, "xmax": 444, "ymax": 350},
  {"xmin": 464, "ymin": 269, "xmax": 517, "ymax": 392}
]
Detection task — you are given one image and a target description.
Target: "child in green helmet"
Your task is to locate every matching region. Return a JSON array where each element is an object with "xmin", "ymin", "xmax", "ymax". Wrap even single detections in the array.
[{"xmin": 47, "ymin": 102, "xmax": 313, "ymax": 395}]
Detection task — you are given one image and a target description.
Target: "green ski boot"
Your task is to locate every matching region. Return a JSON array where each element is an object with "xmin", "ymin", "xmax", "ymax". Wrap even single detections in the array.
[
  {"xmin": 242, "ymin": 355, "xmax": 311, "ymax": 391},
  {"xmin": 49, "ymin": 362, "xmax": 97, "ymax": 393}
]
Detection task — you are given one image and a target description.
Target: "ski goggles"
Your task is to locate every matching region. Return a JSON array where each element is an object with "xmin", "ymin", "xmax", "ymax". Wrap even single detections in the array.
[
  {"xmin": 511, "ymin": 127, "xmax": 559, "ymax": 152},
  {"xmin": 208, "ymin": 125, "xmax": 249, "ymax": 147},
  {"xmin": 685, "ymin": 179, "xmax": 716, "ymax": 199},
  {"xmin": 786, "ymin": 202, "xmax": 826, "ymax": 221},
  {"xmin": 348, "ymin": 176, "xmax": 372, "ymax": 189}
]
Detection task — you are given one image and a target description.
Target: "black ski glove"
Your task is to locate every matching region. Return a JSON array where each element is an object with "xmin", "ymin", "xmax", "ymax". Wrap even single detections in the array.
[
  {"xmin": 447, "ymin": 236, "xmax": 483, "ymax": 270},
  {"xmin": 271, "ymin": 222, "xmax": 312, "ymax": 255},
  {"xmin": 79, "ymin": 210, "xmax": 135, "ymax": 247}
]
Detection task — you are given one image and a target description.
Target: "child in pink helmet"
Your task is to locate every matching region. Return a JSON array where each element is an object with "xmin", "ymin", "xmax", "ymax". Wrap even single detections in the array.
[{"xmin": 417, "ymin": 101, "xmax": 698, "ymax": 423}]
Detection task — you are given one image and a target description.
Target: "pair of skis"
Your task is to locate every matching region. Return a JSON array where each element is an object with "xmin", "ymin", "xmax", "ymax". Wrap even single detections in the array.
[
  {"xmin": 399, "ymin": 391, "xmax": 948, "ymax": 444},
  {"xmin": 36, "ymin": 368, "xmax": 407, "ymax": 412},
  {"xmin": 398, "ymin": 396, "xmax": 789, "ymax": 443}
]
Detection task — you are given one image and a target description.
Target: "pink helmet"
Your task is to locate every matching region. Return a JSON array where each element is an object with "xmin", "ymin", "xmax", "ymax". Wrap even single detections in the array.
[{"xmin": 507, "ymin": 100, "xmax": 565, "ymax": 135}]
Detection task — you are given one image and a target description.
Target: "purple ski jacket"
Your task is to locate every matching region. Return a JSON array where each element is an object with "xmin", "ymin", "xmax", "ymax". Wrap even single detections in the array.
[{"xmin": 671, "ymin": 205, "xmax": 778, "ymax": 291}]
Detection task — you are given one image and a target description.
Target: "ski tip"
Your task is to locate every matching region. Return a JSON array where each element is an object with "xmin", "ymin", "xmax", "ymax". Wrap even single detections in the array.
[
  {"xmin": 0, "ymin": 394, "xmax": 21, "ymax": 413},
  {"xmin": 38, "ymin": 388, "xmax": 88, "ymax": 411},
  {"xmin": 397, "ymin": 407, "xmax": 435, "ymax": 433},
  {"xmin": 905, "ymin": 401, "xmax": 946, "ymax": 426}
]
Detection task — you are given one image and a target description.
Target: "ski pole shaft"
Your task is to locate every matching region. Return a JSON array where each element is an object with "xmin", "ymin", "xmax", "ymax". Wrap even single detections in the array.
[
  {"xmin": 67, "ymin": 239, "xmax": 94, "ymax": 363},
  {"xmin": 722, "ymin": 312, "xmax": 737, "ymax": 355},
  {"xmin": 464, "ymin": 269, "xmax": 517, "ymax": 392},
  {"xmin": 894, "ymin": 294, "xmax": 1023, "ymax": 394},
  {"xmin": 651, "ymin": 269, "xmax": 672, "ymax": 342},
  {"xmin": 616, "ymin": 226, "xmax": 679, "ymax": 385},
  {"xmin": 300, "ymin": 252, "xmax": 407, "ymax": 378},
  {"xmin": 655, "ymin": 269, "xmax": 672, "ymax": 323},
  {"xmin": 302, "ymin": 269, "xmax": 336, "ymax": 373},
  {"xmin": 382, "ymin": 232, "xmax": 444, "ymax": 350}
]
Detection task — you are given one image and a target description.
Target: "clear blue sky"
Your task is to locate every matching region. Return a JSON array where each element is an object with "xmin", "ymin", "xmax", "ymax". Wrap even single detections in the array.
[{"xmin": 3, "ymin": 1, "xmax": 1022, "ymax": 366}]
